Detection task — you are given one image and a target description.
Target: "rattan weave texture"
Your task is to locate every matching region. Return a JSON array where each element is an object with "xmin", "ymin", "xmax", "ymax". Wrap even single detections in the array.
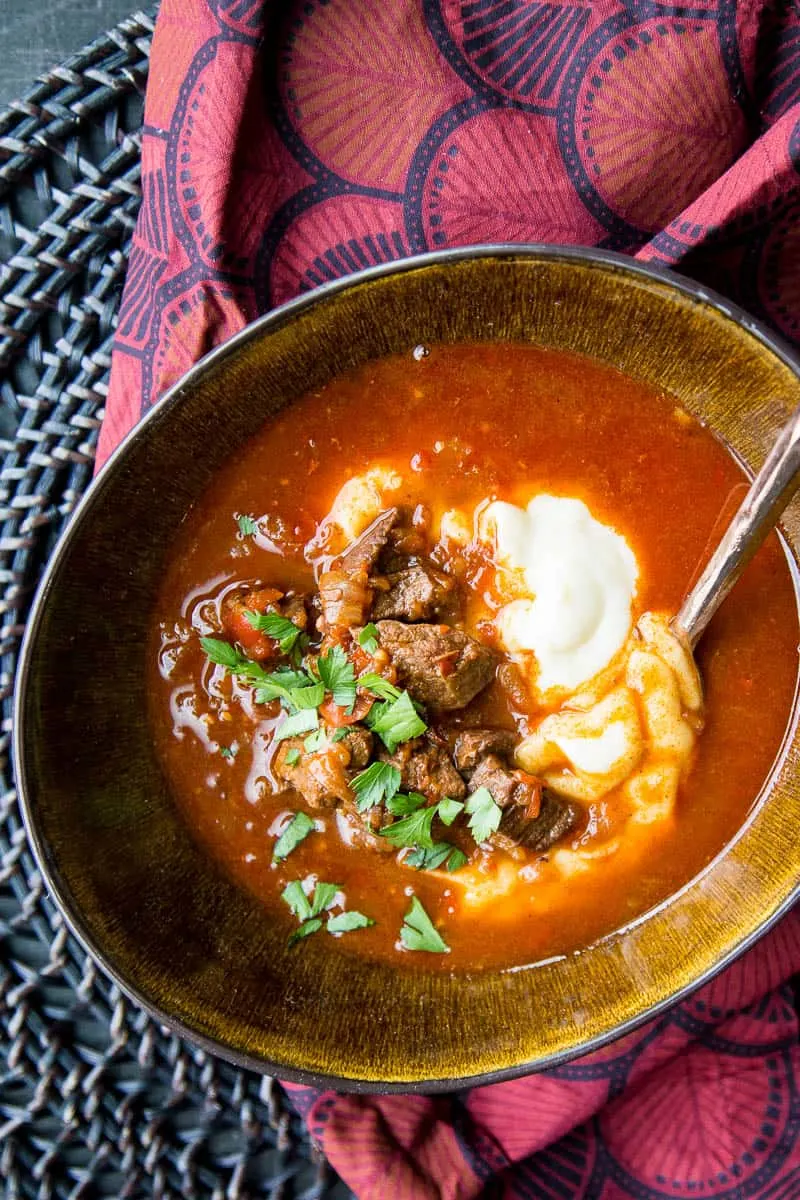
[{"xmin": 0, "ymin": 14, "xmax": 348, "ymax": 1197}]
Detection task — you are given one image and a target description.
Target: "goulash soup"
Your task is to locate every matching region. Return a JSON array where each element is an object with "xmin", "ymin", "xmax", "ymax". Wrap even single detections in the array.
[{"xmin": 149, "ymin": 343, "xmax": 800, "ymax": 969}]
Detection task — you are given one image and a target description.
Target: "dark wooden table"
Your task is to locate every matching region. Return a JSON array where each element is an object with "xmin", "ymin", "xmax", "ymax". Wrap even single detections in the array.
[{"xmin": 0, "ymin": 0, "xmax": 139, "ymax": 108}]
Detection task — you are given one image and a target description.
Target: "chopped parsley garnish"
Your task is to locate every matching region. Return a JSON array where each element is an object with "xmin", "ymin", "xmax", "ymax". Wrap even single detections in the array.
[
  {"xmin": 289, "ymin": 918, "xmax": 322, "ymax": 945},
  {"xmin": 291, "ymin": 681, "xmax": 325, "ymax": 709},
  {"xmin": 367, "ymin": 691, "xmax": 427, "ymax": 752},
  {"xmin": 220, "ymin": 745, "xmax": 237, "ymax": 760},
  {"xmin": 275, "ymin": 708, "xmax": 318, "ymax": 743},
  {"xmin": 281, "ymin": 880, "xmax": 373, "ymax": 946},
  {"xmin": 272, "ymin": 812, "xmax": 314, "ymax": 862},
  {"xmin": 244, "ymin": 610, "xmax": 303, "ymax": 655},
  {"xmin": 304, "ymin": 727, "xmax": 328, "ymax": 752},
  {"xmin": 358, "ymin": 672, "xmax": 402, "ymax": 702},
  {"xmin": 201, "ymin": 637, "xmax": 322, "ymax": 717},
  {"xmin": 350, "ymin": 762, "xmax": 402, "ymax": 813},
  {"xmin": 465, "ymin": 786, "xmax": 503, "ymax": 844},
  {"xmin": 327, "ymin": 910, "xmax": 374, "ymax": 934},
  {"xmin": 309, "ymin": 881, "xmax": 339, "ymax": 915},
  {"xmin": 444, "ymin": 846, "xmax": 468, "ymax": 872},
  {"xmin": 317, "ymin": 645, "xmax": 357, "ymax": 710},
  {"xmin": 400, "ymin": 896, "xmax": 448, "ymax": 954},
  {"xmin": 437, "ymin": 797, "xmax": 464, "ymax": 826},
  {"xmin": 358, "ymin": 623, "xmax": 380, "ymax": 655},
  {"xmin": 281, "ymin": 880, "xmax": 314, "ymax": 921},
  {"xmin": 281, "ymin": 879, "xmax": 338, "ymax": 922},
  {"xmin": 406, "ymin": 843, "xmax": 468, "ymax": 873},
  {"xmin": 237, "ymin": 514, "xmax": 258, "ymax": 537},
  {"xmin": 201, "ymin": 631, "xmax": 320, "ymax": 711},
  {"xmin": 284, "ymin": 748, "xmax": 301, "ymax": 766},
  {"xmin": 381, "ymin": 796, "xmax": 470, "ymax": 872},
  {"xmin": 201, "ymin": 637, "xmax": 250, "ymax": 671},
  {"xmin": 380, "ymin": 804, "xmax": 437, "ymax": 850},
  {"xmin": 386, "ymin": 790, "xmax": 427, "ymax": 816},
  {"xmin": 254, "ymin": 667, "xmax": 318, "ymax": 709}
]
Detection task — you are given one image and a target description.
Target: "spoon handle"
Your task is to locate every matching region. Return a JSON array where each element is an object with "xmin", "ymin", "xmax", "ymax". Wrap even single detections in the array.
[{"xmin": 674, "ymin": 405, "xmax": 800, "ymax": 648}]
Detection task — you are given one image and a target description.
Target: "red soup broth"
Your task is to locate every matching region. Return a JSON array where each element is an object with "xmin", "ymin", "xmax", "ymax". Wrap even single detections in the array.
[{"xmin": 148, "ymin": 343, "xmax": 800, "ymax": 971}]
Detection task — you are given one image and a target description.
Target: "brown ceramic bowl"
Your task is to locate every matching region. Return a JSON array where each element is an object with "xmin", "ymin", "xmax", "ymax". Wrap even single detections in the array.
[{"xmin": 14, "ymin": 247, "xmax": 800, "ymax": 1091}]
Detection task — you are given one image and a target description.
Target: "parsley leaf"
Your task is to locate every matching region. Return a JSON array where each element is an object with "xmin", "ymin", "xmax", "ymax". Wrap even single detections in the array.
[
  {"xmin": 386, "ymin": 791, "xmax": 427, "ymax": 816},
  {"xmin": 254, "ymin": 668, "xmax": 318, "ymax": 710},
  {"xmin": 438, "ymin": 797, "xmax": 464, "ymax": 826},
  {"xmin": 465, "ymin": 786, "xmax": 503, "ymax": 844},
  {"xmin": 281, "ymin": 880, "xmax": 312, "ymax": 922},
  {"xmin": 381, "ymin": 804, "xmax": 437, "ymax": 850},
  {"xmin": 317, "ymin": 646, "xmax": 357, "ymax": 710},
  {"xmin": 445, "ymin": 847, "xmax": 469, "ymax": 872},
  {"xmin": 288, "ymin": 918, "xmax": 322, "ymax": 947},
  {"xmin": 237, "ymin": 514, "xmax": 258, "ymax": 537},
  {"xmin": 281, "ymin": 879, "xmax": 340, "ymax": 947},
  {"xmin": 273, "ymin": 813, "xmax": 315, "ymax": 862},
  {"xmin": 201, "ymin": 637, "xmax": 246, "ymax": 670},
  {"xmin": 220, "ymin": 745, "xmax": 237, "ymax": 760},
  {"xmin": 245, "ymin": 610, "xmax": 303, "ymax": 655},
  {"xmin": 310, "ymin": 881, "xmax": 339, "ymax": 917},
  {"xmin": 201, "ymin": 639, "xmax": 322, "ymax": 718},
  {"xmin": 330, "ymin": 728, "xmax": 350, "ymax": 743},
  {"xmin": 405, "ymin": 842, "xmax": 468, "ymax": 872},
  {"xmin": 358, "ymin": 624, "xmax": 380, "ymax": 655},
  {"xmin": 304, "ymin": 728, "xmax": 327, "ymax": 752},
  {"xmin": 358, "ymin": 672, "xmax": 402, "ymax": 702},
  {"xmin": 275, "ymin": 708, "xmax": 318, "ymax": 743},
  {"xmin": 400, "ymin": 896, "xmax": 449, "ymax": 953},
  {"xmin": 261, "ymin": 667, "xmax": 315, "ymax": 691},
  {"xmin": 367, "ymin": 691, "xmax": 427, "ymax": 752},
  {"xmin": 203, "ymin": 639, "xmax": 291, "ymax": 695},
  {"xmin": 284, "ymin": 748, "xmax": 301, "ymax": 766},
  {"xmin": 327, "ymin": 910, "xmax": 374, "ymax": 934},
  {"xmin": 350, "ymin": 762, "xmax": 402, "ymax": 813},
  {"xmin": 291, "ymin": 682, "xmax": 325, "ymax": 710},
  {"xmin": 405, "ymin": 842, "xmax": 452, "ymax": 870}
]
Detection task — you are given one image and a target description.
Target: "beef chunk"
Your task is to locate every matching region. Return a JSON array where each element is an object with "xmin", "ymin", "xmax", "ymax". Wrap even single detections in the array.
[
  {"xmin": 340, "ymin": 726, "xmax": 373, "ymax": 770},
  {"xmin": 282, "ymin": 594, "xmax": 309, "ymax": 630},
  {"xmin": 375, "ymin": 620, "xmax": 496, "ymax": 710},
  {"xmin": 498, "ymin": 790, "xmax": 581, "ymax": 852},
  {"xmin": 453, "ymin": 728, "xmax": 517, "ymax": 773},
  {"xmin": 272, "ymin": 726, "xmax": 375, "ymax": 808},
  {"xmin": 318, "ymin": 566, "xmax": 373, "ymax": 631},
  {"xmin": 335, "ymin": 799, "xmax": 395, "ymax": 853},
  {"xmin": 468, "ymin": 754, "xmax": 519, "ymax": 807},
  {"xmin": 468, "ymin": 754, "xmax": 543, "ymax": 811},
  {"xmin": 379, "ymin": 737, "xmax": 466, "ymax": 802},
  {"xmin": 338, "ymin": 508, "xmax": 399, "ymax": 574},
  {"xmin": 318, "ymin": 509, "xmax": 400, "ymax": 631},
  {"xmin": 272, "ymin": 738, "xmax": 351, "ymax": 808},
  {"xmin": 372, "ymin": 561, "xmax": 456, "ymax": 622},
  {"xmin": 497, "ymin": 662, "xmax": 530, "ymax": 710}
]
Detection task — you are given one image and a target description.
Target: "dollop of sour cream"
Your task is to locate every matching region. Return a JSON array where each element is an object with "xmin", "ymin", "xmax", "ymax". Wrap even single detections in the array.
[{"xmin": 481, "ymin": 495, "xmax": 639, "ymax": 696}]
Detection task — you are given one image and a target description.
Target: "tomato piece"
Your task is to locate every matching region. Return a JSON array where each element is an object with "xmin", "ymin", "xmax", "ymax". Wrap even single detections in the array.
[
  {"xmin": 349, "ymin": 643, "xmax": 373, "ymax": 675},
  {"xmin": 222, "ymin": 587, "xmax": 283, "ymax": 660},
  {"xmin": 319, "ymin": 693, "xmax": 374, "ymax": 727}
]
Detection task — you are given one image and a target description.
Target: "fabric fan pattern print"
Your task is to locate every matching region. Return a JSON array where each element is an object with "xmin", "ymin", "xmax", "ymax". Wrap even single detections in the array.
[{"xmin": 102, "ymin": 1, "xmax": 800, "ymax": 1196}]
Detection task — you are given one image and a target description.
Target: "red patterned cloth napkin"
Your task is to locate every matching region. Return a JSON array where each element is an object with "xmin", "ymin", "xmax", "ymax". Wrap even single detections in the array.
[{"xmin": 102, "ymin": 1, "xmax": 800, "ymax": 1194}]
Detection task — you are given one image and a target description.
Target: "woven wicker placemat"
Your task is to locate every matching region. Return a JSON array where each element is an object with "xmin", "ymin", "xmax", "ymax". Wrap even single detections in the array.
[{"xmin": 0, "ymin": 15, "xmax": 349, "ymax": 1197}]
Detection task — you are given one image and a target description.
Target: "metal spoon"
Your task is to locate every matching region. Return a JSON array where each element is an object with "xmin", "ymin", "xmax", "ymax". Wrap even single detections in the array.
[{"xmin": 674, "ymin": 405, "xmax": 800, "ymax": 648}]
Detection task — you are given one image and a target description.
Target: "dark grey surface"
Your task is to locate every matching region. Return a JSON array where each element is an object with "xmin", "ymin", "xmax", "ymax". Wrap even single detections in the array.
[{"xmin": 0, "ymin": 0, "xmax": 138, "ymax": 108}]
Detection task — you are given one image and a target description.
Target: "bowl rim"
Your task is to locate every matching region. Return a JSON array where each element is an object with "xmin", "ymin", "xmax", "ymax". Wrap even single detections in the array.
[{"xmin": 13, "ymin": 242, "xmax": 800, "ymax": 1093}]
